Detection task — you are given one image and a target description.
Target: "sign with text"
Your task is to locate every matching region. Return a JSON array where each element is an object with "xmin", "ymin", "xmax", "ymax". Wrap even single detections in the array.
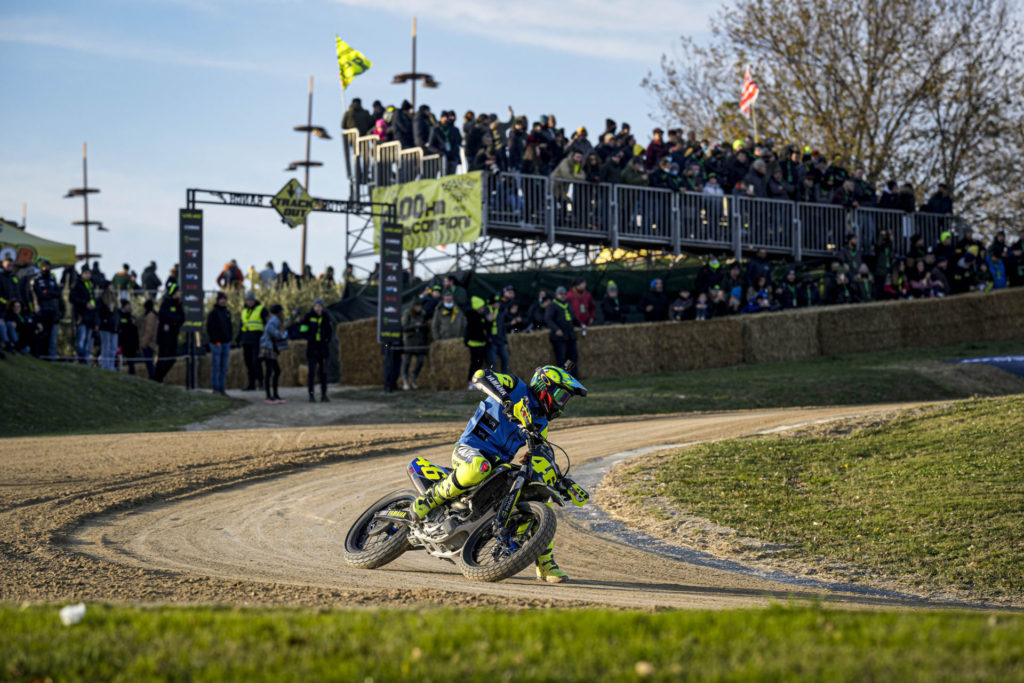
[
  {"xmin": 271, "ymin": 178, "xmax": 315, "ymax": 228},
  {"xmin": 372, "ymin": 171, "xmax": 482, "ymax": 251},
  {"xmin": 377, "ymin": 221, "xmax": 404, "ymax": 344},
  {"xmin": 178, "ymin": 209, "xmax": 204, "ymax": 331}
]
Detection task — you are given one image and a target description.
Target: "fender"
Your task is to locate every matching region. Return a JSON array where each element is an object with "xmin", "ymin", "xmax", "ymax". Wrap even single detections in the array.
[{"xmin": 521, "ymin": 481, "xmax": 564, "ymax": 506}]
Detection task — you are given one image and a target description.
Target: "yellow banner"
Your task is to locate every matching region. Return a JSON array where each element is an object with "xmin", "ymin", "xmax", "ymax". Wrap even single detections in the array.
[
  {"xmin": 372, "ymin": 172, "xmax": 483, "ymax": 252},
  {"xmin": 335, "ymin": 36, "xmax": 371, "ymax": 90}
]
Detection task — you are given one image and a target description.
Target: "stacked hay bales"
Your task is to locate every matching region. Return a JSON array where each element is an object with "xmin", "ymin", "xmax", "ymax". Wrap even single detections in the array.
[
  {"xmin": 162, "ymin": 341, "xmax": 307, "ymax": 388},
  {"xmin": 332, "ymin": 286, "xmax": 1024, "ymax": 389},
  {"xmin": 741, "ymin": 308, "xmax": 820, "ymax": 364}
]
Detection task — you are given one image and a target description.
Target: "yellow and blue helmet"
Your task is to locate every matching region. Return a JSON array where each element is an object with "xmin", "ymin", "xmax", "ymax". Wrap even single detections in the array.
[{"xmin": 529, "ymin": 365, "xmax": 587, "ymax": 418}]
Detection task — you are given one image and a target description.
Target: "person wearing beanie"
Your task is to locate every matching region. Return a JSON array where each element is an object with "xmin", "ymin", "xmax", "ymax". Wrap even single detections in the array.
[
  {"xmin": 154, "ymin": 281, "xmax": 184, "ymax": 382},
  {"xmin": 259, "ymin": 304, "xmax": 288, "ymax": 403},
  {"xmin": 239, "ymin": 290, "xmax": 268, "ymax": 391},
  {"xmin": 300, "ymin": 297, "xmax": 333, "ymax": 401},
  {"xmin": 544, "ymin": 286, "xmax": 582, "ymax": 377},
  {"xmin": 600, "ymin": 280, "xmax": 624, "ymax": 324},
  {"xmin": 206, "ymin": 291, "xmax": 233, "ymax": 396},
  {"xmin": 400, "ymin": 298, "xmax": 429, "ymax": 390}
]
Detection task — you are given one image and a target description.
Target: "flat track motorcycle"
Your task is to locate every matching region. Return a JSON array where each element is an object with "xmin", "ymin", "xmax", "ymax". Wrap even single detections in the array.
[{"xmin": 343, "ymin": 423, "xmax": 589, "ymax": 582}]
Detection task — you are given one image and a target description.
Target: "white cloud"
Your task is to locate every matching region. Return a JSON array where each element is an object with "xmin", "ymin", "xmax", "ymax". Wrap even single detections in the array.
[{"xmin": 328, "ymin": 0, "xmax": 712, "ymax": 62}]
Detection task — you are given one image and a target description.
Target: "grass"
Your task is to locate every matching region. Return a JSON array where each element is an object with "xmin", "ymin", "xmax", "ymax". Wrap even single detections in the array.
[
  {"xmin": 339, "ymin": 339, "xmax": 1024, "ymax": 422},
  {"xmin": 0, "ymin": 354, "xmax": 233, "ymax": 438},
  {"xmin": 2, "ymin": 603, "xmax": 1023, "ymax": 682},
  {"xmin": 621, "ymin": 395, "xmax": 1024, "ymax": 602}
]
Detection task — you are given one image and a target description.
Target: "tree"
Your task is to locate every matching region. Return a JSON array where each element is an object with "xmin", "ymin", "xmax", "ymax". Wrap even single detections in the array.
[{"xmin": 643, "ymin": 0, "xmax": 1024, "ymax": 235}]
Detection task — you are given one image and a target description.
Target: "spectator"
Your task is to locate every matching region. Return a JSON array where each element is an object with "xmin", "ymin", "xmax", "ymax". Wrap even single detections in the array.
[
  {"xmin": 463, "ymin": 296, "xmax": 489, "ymax": 389},
  {"xmin": 829, "ymin": 271, "xmax": 855, "ymax": 304},
  {"xmin": 69, "ymin": 267, "xmax": 99, "ymax": 364},
  {"xmin": 989, "ymin": 230, "xmax": 1009, "ymax": 259},
  {"xmin": 878, "ymin": 180, "xmax": 900, "ymax": 209},
  {"xmin": 138, "ymin": 299, "xmax": 158, "ymax": 379},
  {"xmin": 702, "ymin": 173, "xmax": 724, "ymax": 195},
  {"xmin": 669, "ymin": 289, "xmax": 695, "ymax": 321},
  {"xmin": 166, "ymin": 263, "xmax": 178, "ymax": 288},
  {"xmin": 552, "ymin": 149, "xmax": 585, "ymax": 200},
  {"xmin": 722, "ymin": 263, "xmax": 743, "ymax": 294},
  {"xmin": 154, "ymin": 283, "xmax": 184, "ymax": 382},
  {"xmin": 239, "ymin": 291, "xmax": 268, "ymax": 391},
  {"xmin": 640, "ymin": 278, "xmax": 668, "ymax": 321},
  {"xmin": 431, "ymin": 290, "xmax": 466, "ymax": 340},
  {"xmin": 420, "ymin": 284, "xmax": 442, "ymax": 319},
  {"xmin": 545, "ymin": 286, "xmax": 581, "ymax": 376},
  {"xmin": 567, "ymin": 126, "xmax": 594, "ymax": 157},
  {"xmin": 695, "ymin": 257, "xmax": 724, "ymax": 295},
  {"xmin": 246, "ymin": 265, "xmax": 259, "ymax": 291},
  {"xmin": 931, "ymin": 257, "xmax": 951, "ymax": 296},
  {"xmin": 4, "ymin": 300, "xmax": 34, "ymax": 354},
  {"xmin": 989, "ymin": 252, "xmax": 1008, "ymax": 290},
  {"xmin": 975, "ymin": 260, "xmax": 994, "ymax": 292},
  {"xmin": 645, "ymin": 128, "xmax": 669, "ymax": 172},
  {"xmin": 259, "ymin": 304, "xmax": 287, "ymax": 404},
  {"xmin": 0, "ymin": 257, "xmax": 20, "ymax": 309},
  {"xmin": 853, "ymin": 264, "xmax": 875, "ymax": 302},
  {"xmin": 768, "ymin": 167, "xmax": 793, "ymax": 199},
  {"xmin": 111, "ymin": 263, "xmax": 132, "ymax": 292},
  {"xmin": 428, "ymin": 110, "xmax": 462, "ymax": 173},
  {"xmin": 485, "ymin": 294, "xmax": 510, "ymax": 374},
  {"xmin": 499, "ymin": 285, "xmax": 523, "ymax": 332},
  {"xmin": 743, "ymin": 159, "xmax": 768, "ymax": 197},
  {"xmin": 852, "ymin": 168, "xmax": 877, "ymax": 206},
  {"xmin": 321, "ymin": 265, "xmax": 336, "ymax": 286},
  {"xmin": 342, "ymin": 97, "xmax": 373, "ymax": 135},
  {"xmin": 259, "ymin": 261, "xmax": 277, "ymax": 289},
  {"xmin": 525, "ymin": 290, "xmax": 550, "ymax": 332},
  {"xmin": 836, "ymin": 236, "xmax": 861, "ymax": 277},
  {"xmin": 400, "ymin": 299, "xmax": 429, "ymax": 390},
  {"xmin": 97, "ymin": 284, "xmax": 120, "ymax": 370},
  {"xmin": 909, "ymin": 260, "xmax": 931, "ymax": 298},
  {"xmin": 301, "ymin": 297, "xmax": 333, "ymax": 402},
  {"xmin": 921, "ymin": 183, "xmax": 953, "ymax": 214},
  {"xmin": 141, "ymin": 261, "xmax": 161, "ymax": 292},
  {"xmin": 600, "ymin": 149, "xmax": 624, "ymax": 184},
  {"xmin": 413, "ymin": 104, "xmax": 435, "ymax": 149},
  {"xmin": 206, "ymin": 291, "xmax": 232, "ymax": 396},
  {"xmin": 217, "ymin": 260, "xmax": 244, "ymax": 290},
  {"xmin": 798, "ymin": 274, "xmax": 821, "ymax": 307},
  {"xmin": 583, "ymin": 152, "xmax": 602, "ymax": 183},
  {"xmin": 444, "ymin": 274, "xmax": 469, "ymax": 310},
  {"xmin": 874, "ymin": 229, "xmax": 895, "ymax": 287},
  {"xmin": 393, "ymin": 100, "xmax": 415, "ymax": 149},
  {"xmin": 118, "ymin": 299, "xmax": 140, "ymax": 376},
  {"xmin": 950, "ymin": 252, "xmax": 977, "ymax": 294},
  {"xmin": 566, "ymin": 278, "xmax": 596, "ymax": 327},
  {"xmin": 896, "ymin": 183, "xmax": 916, "ymax": 213},
  {"xmin": 935, "ymin": 231, "xmax": 956, "ymax": 265},
  {"xmin": 91, "ymin": 260, "xmax": 108, "ymax": 289},
  {"xmin": 746, "ymin": 248, "xmax": 772, "ymax": 288},
  {"xmin": 30, "ymin": 258, "xmax": 61, "ymax": 360},
  {"xmin": 622, "ymin": 156, "xmax": 649, "ymax": 186},
  {"xmin": 776, "ymin": 270, "xmax": 800, "ymax": 309},
  {"xmin": 599, "ymin": 281, "xmax": 624, "ymax": 324},
  {"xmin": 831, "ymin": 179, "xmax": 858, "ymax": 208}
]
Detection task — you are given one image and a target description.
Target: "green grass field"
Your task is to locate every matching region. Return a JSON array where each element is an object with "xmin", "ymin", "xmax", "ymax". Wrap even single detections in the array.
[
  {"xmin": 343, "ymin": 339, "xmax": 1024, "ymax": 421},
  {"xmin": 620, "ymin": 395, "xmax": 1024, "ymax": 602},
  {"xmin": 3, "ymin": 603, "xmax": 1023, "ymax": 682},
  {"xmin": 0, "ymin": 355, "xmax": 233, "ymax": 438}
]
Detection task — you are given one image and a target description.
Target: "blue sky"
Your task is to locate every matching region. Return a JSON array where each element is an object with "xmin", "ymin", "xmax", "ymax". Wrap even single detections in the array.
[{"xmin": 0, "ymin": 0, "xmax": 712, "ymax": 285}]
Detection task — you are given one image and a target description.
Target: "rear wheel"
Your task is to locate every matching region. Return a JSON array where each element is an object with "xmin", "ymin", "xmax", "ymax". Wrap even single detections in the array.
[
  {"xmin": 456, "ymin": 501, "xmax": 556, "ymax": 582},
  {"xmin": 343, "ymin": 489, "xmax": 416, "ymax": 569}
]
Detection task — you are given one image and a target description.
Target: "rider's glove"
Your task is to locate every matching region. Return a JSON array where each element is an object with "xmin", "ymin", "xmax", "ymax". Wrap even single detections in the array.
[{"xmin": 560, "ymin": 477, "xmax": 590, "ymax": 507}]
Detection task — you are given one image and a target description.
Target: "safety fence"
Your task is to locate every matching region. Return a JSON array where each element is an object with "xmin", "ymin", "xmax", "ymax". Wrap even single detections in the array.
[
  {"xmin": 482, "ymin": 172, "xmax": 962, "ymax": 260},
  {"xmin": 341, "ymin": 130, "xmax": 962, "ymax": 259}
]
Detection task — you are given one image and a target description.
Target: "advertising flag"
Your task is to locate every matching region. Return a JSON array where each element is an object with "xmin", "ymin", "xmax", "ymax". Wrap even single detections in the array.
[{"xmin": 335, "ymin": 36, "xmax": 372, "ymax": 89}]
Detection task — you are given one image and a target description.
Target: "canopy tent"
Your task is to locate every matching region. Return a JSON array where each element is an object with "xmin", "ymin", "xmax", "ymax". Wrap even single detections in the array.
[{"xmin": 0, "ymin": 220, "xmax": 77, "ymax": 267}]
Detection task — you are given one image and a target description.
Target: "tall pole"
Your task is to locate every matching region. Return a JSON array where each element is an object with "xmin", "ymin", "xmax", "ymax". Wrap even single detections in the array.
[
  {"xmin": 83, "ymin": 142, "xmax": 89, "ymax": 263},
  {"xmin": 411, "ymin": 17, "xmax": 417, "ymax": 110},
  {"xmin": 302, "ymin": 75, "xmax": 313, "ymax": 275}
]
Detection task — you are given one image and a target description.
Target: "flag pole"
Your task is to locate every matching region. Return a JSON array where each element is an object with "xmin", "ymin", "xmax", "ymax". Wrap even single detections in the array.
[{"xmin": 751, "ymin": 101, "xmax": 759, "ymax": 142}]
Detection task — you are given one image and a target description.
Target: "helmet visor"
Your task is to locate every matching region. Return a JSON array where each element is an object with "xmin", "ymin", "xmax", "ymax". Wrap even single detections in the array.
[{"xmin": 550, "ymin": 387, "xmax": 571, "ymax": 412}]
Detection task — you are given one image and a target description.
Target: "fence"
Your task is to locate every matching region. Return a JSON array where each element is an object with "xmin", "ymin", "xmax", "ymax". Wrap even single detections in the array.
[
  {"xmin": 484, "ymin": 175, "xmax": 960, "ymax": 260},
  {"xmin": 341, "ymin": 130, "xmax": 962, "ymax": 260}
]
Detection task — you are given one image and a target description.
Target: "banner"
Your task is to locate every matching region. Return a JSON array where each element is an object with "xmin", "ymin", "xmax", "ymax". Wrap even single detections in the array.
[
  {"xmin": 335, "ymin": 36, "xmax": 372, "ymax": 90},
  {"xmin": 372, "ymin": 171, "xmax": 482, "ymax": 252},
  {"xmin": 377, "ymin": 221, "xmax": 404, "ymax": 344}
]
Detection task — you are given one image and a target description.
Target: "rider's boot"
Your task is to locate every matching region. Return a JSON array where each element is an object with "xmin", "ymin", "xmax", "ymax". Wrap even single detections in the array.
[
  {"xmin": 410, "ymin": 452, "xmax": 492, "ymax": 520},
  {"xmin": 535, "ymin": 541, "xmax": 568, "ymax": 583}
]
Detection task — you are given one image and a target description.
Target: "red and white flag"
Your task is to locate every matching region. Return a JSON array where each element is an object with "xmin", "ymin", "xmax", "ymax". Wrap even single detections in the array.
[{"xmin": 740, "ymin": 66, "xmax": 759, "ymax": 117}]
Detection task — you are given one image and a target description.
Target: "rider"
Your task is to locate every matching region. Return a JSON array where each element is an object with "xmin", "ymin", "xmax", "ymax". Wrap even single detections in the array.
[{"xmin": 410, "ymin": 364, "xmax": 587, "ymax": 582}]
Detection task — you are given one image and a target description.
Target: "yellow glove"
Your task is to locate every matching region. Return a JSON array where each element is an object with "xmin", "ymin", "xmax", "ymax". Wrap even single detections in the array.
[{"xmin": 511, "ymin": 398, "xmax": 534, "ymax": 429}]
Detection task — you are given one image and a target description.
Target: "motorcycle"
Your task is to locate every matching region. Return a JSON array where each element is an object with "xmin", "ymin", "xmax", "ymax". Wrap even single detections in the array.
[{"xmin": 343, "ymin": 406, "xmax": 589, "ymax": 582}]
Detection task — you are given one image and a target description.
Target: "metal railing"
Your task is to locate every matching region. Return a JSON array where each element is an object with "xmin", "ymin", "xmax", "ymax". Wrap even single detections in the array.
[
  {"xmin": 374, "ymin": 141, "xmax": 401, "ymax": 188},
  {"xmin": 398, "ymin": 147, "xmax": 423, "ymax": 184},
  {"xmin": 480, "ymin": 173, "xmax": 962, "ymax": 260}
]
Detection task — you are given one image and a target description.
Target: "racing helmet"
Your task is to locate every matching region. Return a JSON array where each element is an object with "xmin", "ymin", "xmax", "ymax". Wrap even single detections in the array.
[{"xmin": 529, "ymin": 365, "xmax": 587, "ymax": 418}]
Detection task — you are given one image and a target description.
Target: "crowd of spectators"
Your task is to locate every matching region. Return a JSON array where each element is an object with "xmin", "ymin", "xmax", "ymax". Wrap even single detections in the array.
[
  {"xmin": 386, "ymin": 226, "xmax": 1024, "ymax": 389},
  {"xmin": 342, "ymin": 98, "xmax": 955, "ymax": 213}
]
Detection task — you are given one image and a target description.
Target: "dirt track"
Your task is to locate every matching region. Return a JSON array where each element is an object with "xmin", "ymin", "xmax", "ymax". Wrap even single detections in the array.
[{"xmin": 1, "ymin": 402, "xmax": 963, "ymax": 611}]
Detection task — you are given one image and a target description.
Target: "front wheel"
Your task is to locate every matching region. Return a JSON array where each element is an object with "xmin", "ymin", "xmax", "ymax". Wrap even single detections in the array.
[
  {"xmin": 456, "ymin": 501, "xmax": 556, "ymax": 582},
  {"xmin": 343, "ymin": 489, "xmax": 416, "ymax": 569}
]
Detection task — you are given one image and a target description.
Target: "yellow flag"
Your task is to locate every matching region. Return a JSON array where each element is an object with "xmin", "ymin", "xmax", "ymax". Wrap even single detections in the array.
[{"xmin": 335, "ymin": 36, "xmax": 371, "ymax": 89}]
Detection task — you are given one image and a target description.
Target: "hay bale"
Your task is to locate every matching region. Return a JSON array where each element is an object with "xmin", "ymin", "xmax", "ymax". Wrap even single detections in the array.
[
  {"xmin": 337, "ymin": 318, "xmax": 381, "ymax": 385},
  {"xmin": 968, "ymin": 288, "xmax": 1024, "ymax": 341},
  {"xmin": 818, "ymin": 301, "xmax": 899, "ymax": 356},
  {"xmin": 742, "ymin": 308, "xmax": 820, "ymax": 364},
  {"xmin": 417, "ymin": 338, "xmax": 470, "ymax": 390},
  {"xmin": 897, "ymin": 295, "xmax": 978, "ymax": 349}
]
